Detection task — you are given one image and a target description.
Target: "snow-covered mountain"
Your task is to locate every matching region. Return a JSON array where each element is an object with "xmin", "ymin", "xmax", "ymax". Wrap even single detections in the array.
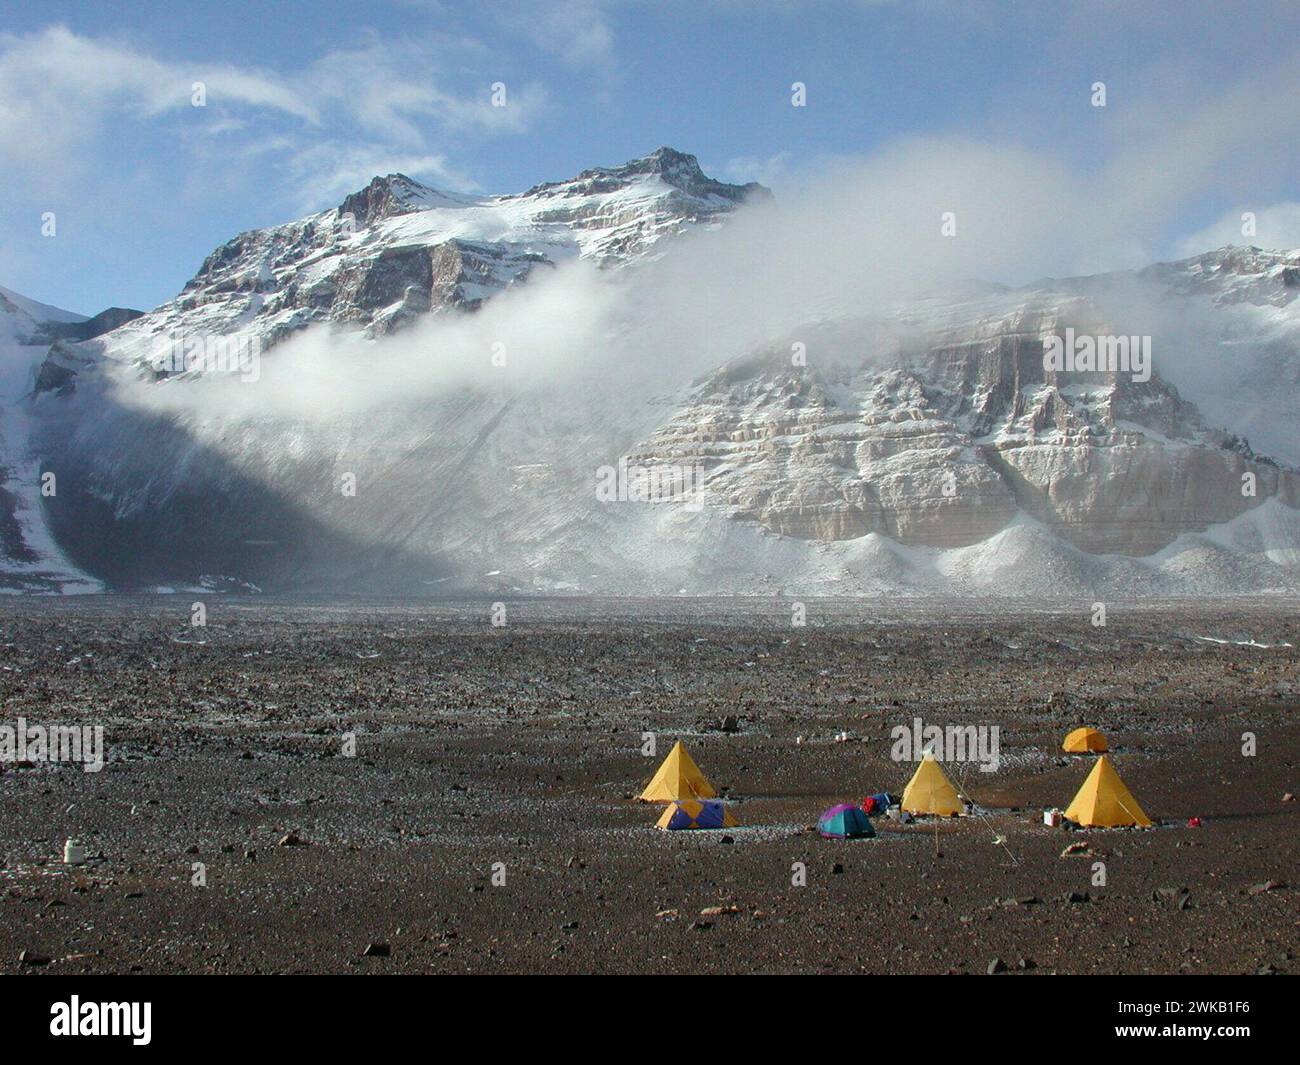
[
  {"xmin": 0, "ymin": 289, "xmax": 143, "ymax": 592},
  {"xmin": 0, "ymin": 285, "xmax": 84, "ymax": 336},
  {"xmin": 87, "ymin": 146, "xmax": 768, "ymax": 367},
  {"xmin": 632, "ymin": 256, "xmax": 1300, "ymax": 558},
  {"xmin": 11, "ymin": 149, "xmax": 1300, "ymax": 596}
]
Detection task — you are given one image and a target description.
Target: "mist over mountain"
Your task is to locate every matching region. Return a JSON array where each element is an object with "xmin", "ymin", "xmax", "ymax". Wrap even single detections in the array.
[{"xmin": 4, "ymin": 147, "xmax": 1298, "ymax": 596}]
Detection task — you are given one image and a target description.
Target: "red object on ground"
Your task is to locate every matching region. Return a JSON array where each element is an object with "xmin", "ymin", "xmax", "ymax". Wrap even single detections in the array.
[
  {"xmin": 861, "ymin": 797, "xmax": 877, "ymax": 814},
  {"xmin": 1187, "ymin": 817, "xmax": 1202, "ymax": 827}
]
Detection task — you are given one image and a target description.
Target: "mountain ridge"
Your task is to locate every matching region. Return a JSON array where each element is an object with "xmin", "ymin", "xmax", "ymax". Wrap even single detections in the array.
[
  {"xmin": 81, "ymin": 147, "xmax": 768, "ymax": 369},
  {"xmin": 6, "ymin": 147, "xmax": 1300, "ymax": 596}
]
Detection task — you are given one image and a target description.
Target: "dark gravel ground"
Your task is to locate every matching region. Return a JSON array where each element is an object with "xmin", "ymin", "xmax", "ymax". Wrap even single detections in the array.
[{"xmin": 0, "ymin": 596, "xmax": 1296, "ymax": 974}]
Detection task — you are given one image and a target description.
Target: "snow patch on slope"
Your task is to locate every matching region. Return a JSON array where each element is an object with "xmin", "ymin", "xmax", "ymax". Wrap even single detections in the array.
[{"xmin": 0, "ymin": 292, "xmax": 103, "ymax": 592}]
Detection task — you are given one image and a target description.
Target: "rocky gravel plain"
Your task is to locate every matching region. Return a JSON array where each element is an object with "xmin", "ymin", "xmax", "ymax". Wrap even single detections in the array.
[{"xmin": 0, "ymin": 596, "xmax": 1296, "ymax": 974}]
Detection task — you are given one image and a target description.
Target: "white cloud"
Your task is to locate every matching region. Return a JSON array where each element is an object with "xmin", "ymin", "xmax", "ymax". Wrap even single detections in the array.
[
  {"xmin": 719, "ymin": 152, "xmax": 794, "ymax": 190},
  {"xmin": 0, "ymin": 24, "xmax": 546, "ymax": 194},
  {"xmin": 303, "ymin": 35, "xmax": 548, "ymax": 145},
  {"xmin": 1175, "ymin": 203, "xmax": 1300, "ymax": 258},
  {"xmin": 498, "ymin": 1, "xmax": 618, "ymax": 71},
  {"xmin": 0, "ymin": 25, "xmax": 315, "ymax": 181}
]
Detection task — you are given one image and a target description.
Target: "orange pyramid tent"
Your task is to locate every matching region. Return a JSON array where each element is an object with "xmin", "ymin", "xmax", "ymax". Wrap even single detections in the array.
[
  {"xmin": 1063, "ymin": 727, "xmax": 1108, "ymax": 753},
  {"xmin": 1064, "ymin": 755, "xmax": 1151, "ymax": 827},
  {"xmin": 638, "ymin": 741, "xmax": 717, "ymax": 802},
  {"xmin": 901, "ymin": 753, "xmax": 964, "ymax": 816}
]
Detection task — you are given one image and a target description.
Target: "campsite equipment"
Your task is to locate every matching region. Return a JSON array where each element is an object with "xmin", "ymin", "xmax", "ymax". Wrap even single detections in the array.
[
  {"xmin": 1064, "ymin": 755, "xmax": 1152, "ymax": 828},
  {"xmin": 1043, "ymin": 808, "xmax": 1062, "ymax": 827},
  {"xmin": 1187, "ymin": 817, "xmax": 1202, "ymax": 828},
  {"xmin": 818, "ymin": 803, "xmax": 876, "ymax": 839},
  {"xmin": 656, "ymin": 798, "xmax": 738, "ymax": 831},
  {"xmin": 901, "ymin": 753, "xmax": 964, "ymax": 816},
  {"xmin": 861, "ymin": 792, "xmax": 893, "ymax": 815},
  {"xmin": 1063, "ymin": 727, "xmax": 1108, "ymax": 753},
  {"xmin": 63, "ymin": 839, "xmax": 85, "ymax": 865},
  {"xmin": 886, "ymin": 805, "xmax": 911, "ymax": 823},
  {"xmin": 639, "ymin": 741, "xmax": 717, "ymax": 802}
]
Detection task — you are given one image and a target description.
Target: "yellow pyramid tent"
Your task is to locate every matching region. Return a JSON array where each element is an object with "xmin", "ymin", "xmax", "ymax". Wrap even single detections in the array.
[
  {"xmin": 1063, "ymin": 727, "xmax": 1108, "ymax": 753},
  {"xmin": 638, "ymin": 741, "xmax": 717, "ymax": 802},
  {"xmin": 1064, "ymin": 755, "xmax": 1151, "ymax": 828},
  {"xmin": 901, "ymin": 753, "xmax": 964, "ymax": 816}
]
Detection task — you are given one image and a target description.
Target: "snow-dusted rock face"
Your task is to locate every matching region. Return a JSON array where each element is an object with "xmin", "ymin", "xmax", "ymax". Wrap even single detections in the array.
[
  {"xmin": 10, "ymin": 142, "xmax": 1300, "ymax": 595},
  {"xmin": 0, "ymin": 289, "xmax": 112, "ymax": 592},
  {"xmin": 0, "ymin": 286, "xmax": 84, "ymax": 346},
  {"xmin": 1134, "ymin": 247, "xmax": 1300, "ymax": 470},
  {"xmin": 630, "ymin": 276, "xmax": 1299, "ymax": 556},
  {"xmin": 1139, "ymin": 245, "xmax": 1300, "ymax": 306},
  {"xmin": 509, "ymin": 146, "xmax": 768, "ymax": 262},
  {"xmin": 88, "ymin": 147, "xmax": 768, "ymax": 369}
]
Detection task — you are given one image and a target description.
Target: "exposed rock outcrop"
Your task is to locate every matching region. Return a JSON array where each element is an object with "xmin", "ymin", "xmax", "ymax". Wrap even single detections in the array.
[
  {"xmin": 90, "ymin": 147, "xmax": 768, "ymax": 370},
  {"xmin": 10, "ymin": 146, "xmax": 1300, "ymax": 593},
  {"xmin": 629, "ymin": 283, "xmax": 1299, "ymax": 556}
]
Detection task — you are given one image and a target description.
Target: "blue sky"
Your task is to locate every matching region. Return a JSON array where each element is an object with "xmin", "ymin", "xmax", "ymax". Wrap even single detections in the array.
[{"xmin": 2, "ymin": 0, "xmax": 1299, "ymax": 314}]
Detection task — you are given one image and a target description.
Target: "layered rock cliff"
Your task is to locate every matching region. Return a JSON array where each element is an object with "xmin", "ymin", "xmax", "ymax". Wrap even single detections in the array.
[
  {"xmin": 9, "ymin": 149, "xmax": 1300, "ymax": 595},
  {"xmin": 628, "ymin": 282, "xmax": 1298, "ymax": 556}
]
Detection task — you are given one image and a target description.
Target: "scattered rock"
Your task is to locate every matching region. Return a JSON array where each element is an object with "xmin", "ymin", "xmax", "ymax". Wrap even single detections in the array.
[
  {"xmin": 19, "ymin": 950, "xmax": 50, "ymax": 966},
  {"xmin": 1248, "ymin": 880, "xmax": 1285, "ymax": 896},
  {"xmin": 278, "ymin": 831, "xmax": 308, "ymax": 847},
  {"xmin": 1150, "ymin": 886, "xmax": 1191, "ymax": 910},
  {"xmin": 987, "ymin": 957, "xmax": 1007, "ymax": 974},
  {"xmin": 362, "ymin": 942, "xmax": 390, "ymax": 958}
]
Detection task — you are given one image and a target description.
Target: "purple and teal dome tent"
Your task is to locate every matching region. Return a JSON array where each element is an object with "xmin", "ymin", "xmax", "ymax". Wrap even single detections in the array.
[{"xmin": 817, "ymin": 803, "xmax": 876, "ymax": 839}]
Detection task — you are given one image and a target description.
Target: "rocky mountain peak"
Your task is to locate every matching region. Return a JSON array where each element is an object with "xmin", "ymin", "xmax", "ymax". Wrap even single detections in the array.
[
  {"xmin": 1137, "ymin": 244, "xmax": 1300, "ymax": 308},
  {"xmin": 613, "ymin": 146, "xmax": 710, "ymax": 183},
  {"xmin": 519, "ymin": 146, "xmax": 769, "ymax": 205},
  {"xmin": 629, "ymin": 145, "xmax": 770, "ymax": 202},
  {"xmin": 337, "ymin": 172, "xmax": 459, "ymax": 227},
  {"xmin": 112, "ymin": 147, "xmax": 771, "ymax": 358}
]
